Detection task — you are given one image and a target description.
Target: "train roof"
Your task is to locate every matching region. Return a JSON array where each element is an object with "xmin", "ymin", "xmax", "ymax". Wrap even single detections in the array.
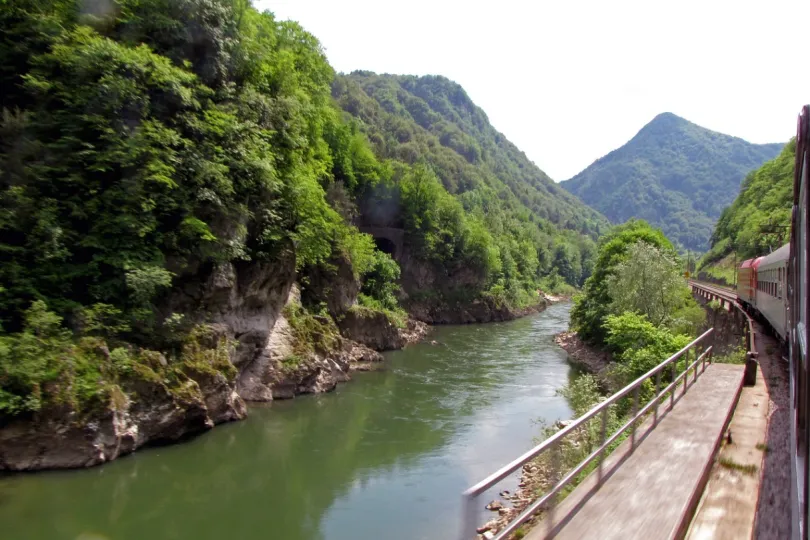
[
  {"xmin": 759, "ymin": 243, "xmax": 791, "ymax": 267},
  {"xmin": 740, "ymin": 256, "xmax": 765, "ymax": 269}
]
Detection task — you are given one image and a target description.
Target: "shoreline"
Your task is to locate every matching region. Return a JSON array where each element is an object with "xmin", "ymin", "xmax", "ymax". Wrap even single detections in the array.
[
  {"xmin": 476, "ymin": 329, "xmax": 611, "ymax": 538},
  {"xmin": 0, "ymin": 299, "xmax": 564, "ymax": 473}
]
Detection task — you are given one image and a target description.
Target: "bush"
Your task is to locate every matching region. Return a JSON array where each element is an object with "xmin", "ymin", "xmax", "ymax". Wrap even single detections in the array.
[{"xmin": 603, "ymin": 312, "xmax": 691, "ymax": 382}]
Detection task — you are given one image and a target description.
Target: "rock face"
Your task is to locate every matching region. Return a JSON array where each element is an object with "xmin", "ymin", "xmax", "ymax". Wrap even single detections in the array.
[
  {"xmin": 338, "ymin": 307, "xmax": 405, "ymax": 350},
  {"xmin": 397, "ymin": 247, "xmax": 548, "ymax": 324},
  {"xmin": 0, "ymin": 372, "xmax": 247, "ymax": 471},
  {"xmin": 300, "ymin": 253, "xmax": 360, "ymax": 317},
  {"xmin": 238, "ymin": 285, "xmax": 389, "ymax": 402},
  {"xmin": 0, "ymin": 247, "xmax": 435, "ymax": 471},
  {"xmin": 164, "ymin": 252, "xmax": 297, "ymax": 369}
]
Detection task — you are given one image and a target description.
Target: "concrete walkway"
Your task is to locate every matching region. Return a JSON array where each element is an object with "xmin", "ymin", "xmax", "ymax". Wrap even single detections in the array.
[
  {"xmin": 686, "ymin": 363, "xmax": 768, "ymax": 540},
  {"xmin": 527, "ymin": 363, "xmax": 744, "ymax": 540}
]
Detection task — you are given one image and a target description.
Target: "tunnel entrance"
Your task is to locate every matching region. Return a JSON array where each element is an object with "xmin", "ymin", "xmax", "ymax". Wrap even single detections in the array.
[{"xmin": 374, "ymin": 237, "xmax": 397, "ymax": 257}]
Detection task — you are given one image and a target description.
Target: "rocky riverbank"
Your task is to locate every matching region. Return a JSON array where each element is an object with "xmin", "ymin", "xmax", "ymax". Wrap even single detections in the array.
[
  {"xmin": 0, "ymin": 257, "xmax": 430, "ymax": 472},
  {"xmin": 554, "ymin": 330, "xmax": 615, "ymax": 390},
  {"xmin": 474, "ymin": 419, "xmax": 578, "ymax": 539}
]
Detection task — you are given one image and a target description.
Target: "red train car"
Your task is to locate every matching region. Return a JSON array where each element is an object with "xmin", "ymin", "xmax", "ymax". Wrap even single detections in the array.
[{"xmin": 737, "ymin": 256, "xmax": 762, "ymax": 307}]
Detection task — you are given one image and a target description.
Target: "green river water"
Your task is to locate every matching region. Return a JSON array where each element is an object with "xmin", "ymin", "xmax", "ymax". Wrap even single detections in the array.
[{"xmin": 0, "ymin": 302, "xmax": 575, "ymax": 540}]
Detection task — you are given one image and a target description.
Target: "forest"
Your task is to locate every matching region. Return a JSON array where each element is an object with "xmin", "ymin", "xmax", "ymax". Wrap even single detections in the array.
[
  {"xmin": 561, "ymin": 112, "xmax": 783, "ymax": 252},
  {"xmin": 699, "ymin": 139, "xmax": 796, "ymax": 278},
  {"xmin": 0, "ymin": 0, "xmax": 603, "ymax": 417}
]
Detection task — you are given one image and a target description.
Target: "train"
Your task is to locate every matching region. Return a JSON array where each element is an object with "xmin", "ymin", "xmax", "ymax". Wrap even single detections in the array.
[
  {"xmin": 737, "ymin": 242, "xmax": 791, "ymax": 341},
  {"xmin": 736, "ymin": 106, "xmax": 808, "ymax": 539},
  {"xmin": 789, "ymin": 105, "xmax": 809, "ymax": 540}
]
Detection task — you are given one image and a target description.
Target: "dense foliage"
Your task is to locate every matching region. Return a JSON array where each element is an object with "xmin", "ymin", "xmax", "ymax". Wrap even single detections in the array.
[
  {"xmin": 333, "ymin": 72, "xmax": 606, "ymax": 296},
  {"xmin": 561, "ymin": 112, "xmax": 784, "ymax": 252},
  {"xmin": 700, "ymin": 139, "xmax": 796, "ymax": 271},
  {"xmin": 0, "ymin": 0, "xmax": 610, "ymax": 417},
  {"xmin": 571, "ymin": 220, "xmax": 679, "ymax": 343},
  {"xmin": 0, "ymin": 0, "xmax": 401, "ymax": 415}
]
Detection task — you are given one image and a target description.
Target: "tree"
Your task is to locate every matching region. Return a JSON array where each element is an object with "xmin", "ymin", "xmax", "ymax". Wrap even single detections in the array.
[
  {"xmin": 571, "ymin": 220, "xmax": 676, "ymax": 344},
  {"xmin": 606, "ymin": 241, "xmax": 688, "ymax": 326}
]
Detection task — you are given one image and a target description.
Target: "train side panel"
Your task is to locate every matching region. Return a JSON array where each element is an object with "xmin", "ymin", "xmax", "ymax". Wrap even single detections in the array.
[
  {"xmin": 737, "ymin": 259, "xmax": 756, "ymax": 305},
  {"xmin": 757, "ymin": 244, "xmax": 790, "ymax": 340}
]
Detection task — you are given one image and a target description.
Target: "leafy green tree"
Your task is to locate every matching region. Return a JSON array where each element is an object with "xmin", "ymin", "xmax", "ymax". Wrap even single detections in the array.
[
  {"xmin": 603, "ymin": 311, "xmax": 691, "ymax": 381},
  {"xmin": 571, "ymin": 220, "xmax": 676, "ymax": 344},
  {"xmin": 606, "ymin": 241, "xmax": 688, "ymax": 326}
]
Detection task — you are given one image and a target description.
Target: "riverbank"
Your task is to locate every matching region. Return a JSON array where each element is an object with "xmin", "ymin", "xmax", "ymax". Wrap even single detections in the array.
[
  {"xmin": 0, "ymin": 303, "xmax": 575, "ymax": 540},
  {"xmin": 476, "ymin": 329, "xmax": 612, "ymax": 539},
  {"xmin": 0, "ymin": 291, "xmax": 563, "ymax": 472},
  {"xmin": 555, "ymin": 331, "xmax": 614, "ymax": 390}
]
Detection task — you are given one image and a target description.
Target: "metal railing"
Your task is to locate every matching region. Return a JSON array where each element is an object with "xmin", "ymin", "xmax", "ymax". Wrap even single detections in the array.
[
  {"xmin": 460, "ymin": 328, "xmax": 715, "ymax": 539},
  {"xmin": 689, "ymin": 280, "xmax": 757, "ymax": 359}
]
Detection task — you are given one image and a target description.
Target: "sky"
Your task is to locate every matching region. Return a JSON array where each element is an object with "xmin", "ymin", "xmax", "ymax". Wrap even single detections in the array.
[{"xmin": 260, "ymin": 0, "xmax": 810, "ymax": 181}]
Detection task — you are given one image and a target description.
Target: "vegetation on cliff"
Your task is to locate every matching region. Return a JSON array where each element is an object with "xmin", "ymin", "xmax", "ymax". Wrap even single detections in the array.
[
  {"xmin": 333, "ymin": 72, "xmax": 606, "ymax": 299},
  {"xmin": 561, "ymin": 113, "xmax": 784, "ymax": 252},
  {"xmin": 0, "ymin": 0, "xmax": 399, "ymax": 418},
  {"xmin": 0, "ymin": 0, "xmax": 601, "ymax": 421},
  {"xmin": 570, "ymin": 220, "xmax": 704, "ymax": 378},
  {"xmin": 699, "ymin": 139, "xmax": 796, "ymax": 274}
]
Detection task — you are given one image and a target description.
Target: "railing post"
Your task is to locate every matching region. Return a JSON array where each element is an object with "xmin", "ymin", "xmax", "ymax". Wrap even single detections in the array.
[
  {"xmin": 683, "ymin": 351, "xmax": 689, "ymax": 397},
  {"xmin": 654, "ymin": 369, "xmax": 661, "ymax": 425},
  {"xmin": 631, "ymin": 385, "xmax": 640, "ymax": 449},
  {"xmin": 460, "ymin": 493, "xmax": 477, "ymax": 540},
  {"xmin": 598, "ymin": 406, "xmax": 608, "ymax": 485},
  {"xmin": 547, "ymin": 442, "xmax": 561, "ymax": 536},
  {"xmin": 670, "ymin": 362, "xmax": 676, "ymax": 409}
]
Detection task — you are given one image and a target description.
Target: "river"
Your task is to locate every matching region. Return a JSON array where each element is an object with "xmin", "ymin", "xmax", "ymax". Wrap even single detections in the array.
[{"xmin": 0, "ymin": 302, "xmax": 575, "ymax": 540}]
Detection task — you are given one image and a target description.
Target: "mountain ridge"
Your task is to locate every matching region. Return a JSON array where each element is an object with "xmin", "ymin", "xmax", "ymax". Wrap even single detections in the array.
[{"xmin": 560, "ymin": 112, "xmax": 784, "ymax": 251}]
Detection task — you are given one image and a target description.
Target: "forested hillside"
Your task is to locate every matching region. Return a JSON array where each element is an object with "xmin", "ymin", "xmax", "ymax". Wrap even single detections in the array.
[
  {"xmin": 0, "ymin": 0, "xmax": 607, "ymax": 454},
  {"xmin": 560, "ymin": 112, "xmax": 783, "ymax": 252},
  {"xmin": 699, "ymin": 139, "xmax": 796, "ymax": 276},
  {"xmin": 331, "ymin": 73, "xmax": 608, "ymax": 301}
]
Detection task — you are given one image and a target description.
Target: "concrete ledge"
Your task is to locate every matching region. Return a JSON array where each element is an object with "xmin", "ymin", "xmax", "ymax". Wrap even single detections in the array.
[{"xmin": 527, "ymin": 363, "xmax": 745, "ymax": 540}]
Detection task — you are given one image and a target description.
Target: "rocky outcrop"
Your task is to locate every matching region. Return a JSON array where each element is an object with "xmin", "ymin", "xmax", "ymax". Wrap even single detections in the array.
[
  {"xmin": 164, "ymin": 252, "xmax": 296, "ymax": 369},
  {"xmin": 397, "ymin": 247, "xmax": 550, "ymax": 324},
  {"xmin": 338, "ymin": 307, "xmax": 405, "ymax": 350},
  {"xmin": 300, "ymin": 253, "xmax": 360, "ymax": 317},
  {"xmin": 0, "ymin": 371, "xmax": 246, "ymax": 471},
  {"xmin": 406, "ymin": 295, "xmax": 548, "ymax": 325},
  {"xmin": 0, "ymin": 247, "xmax": 436, "ymax": 471},
  {"xmin": 338, "ymin": 307, "xmax": 429, "ymax": 350},
  {"xmin": 237, "ymin": 285, "xmax": 389, "ymax": 402}
]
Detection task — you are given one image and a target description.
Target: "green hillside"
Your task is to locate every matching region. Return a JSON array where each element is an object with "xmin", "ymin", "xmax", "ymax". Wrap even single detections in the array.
[
  {"xmin": 560, "ymin": 112, "xmax": 783, "ymax": 252},
  {"xmin": 332, "ymin": 72, "xmax": 609, "ymax": 293},
  {"xmin": 700, "ymin": 139, "xmax": 796, "ymax": 273}
]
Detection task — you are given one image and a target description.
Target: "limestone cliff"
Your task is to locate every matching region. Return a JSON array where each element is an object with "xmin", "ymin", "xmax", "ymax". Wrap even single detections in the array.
[{"xmin": 0, "ymin": 253, "xmax": 428, "ymax": 471}]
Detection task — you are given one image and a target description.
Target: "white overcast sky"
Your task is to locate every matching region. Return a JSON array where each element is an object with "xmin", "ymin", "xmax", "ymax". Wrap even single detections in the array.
[{"xmin": 259, "ymin": 0, "xmax": 810, "ymax": 181}]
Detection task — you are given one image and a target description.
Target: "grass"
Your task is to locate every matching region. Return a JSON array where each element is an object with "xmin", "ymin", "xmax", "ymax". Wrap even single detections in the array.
[
  {"xmin": 719, "ymin": 457, "xmax": 758, "ymax": 475},
  {"xmin": 696, "ymin": 253, "xmax": 737, "ymax": 287},
  {"xmin": 756, "ymin": 442, "xmax": 770, "ymax": 453}
]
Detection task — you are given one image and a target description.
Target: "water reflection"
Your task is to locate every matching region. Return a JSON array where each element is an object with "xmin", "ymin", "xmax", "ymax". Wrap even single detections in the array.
[{"xmin": 0, "ymin": 303, "xmax": 573, "ymax": 540}]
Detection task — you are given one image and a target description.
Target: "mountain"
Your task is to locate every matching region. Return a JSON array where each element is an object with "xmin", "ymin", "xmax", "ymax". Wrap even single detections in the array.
[
  {"xmin": 333, "ymin": 72, "xmax": 609, "ymax": 239},
  {"xmin": 559, "ymin": 112, "xmax": 784, "ymax": 251},
  {"xmin": 0, "ymin": 0, "xmax": 615, "ymax": 464}
]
